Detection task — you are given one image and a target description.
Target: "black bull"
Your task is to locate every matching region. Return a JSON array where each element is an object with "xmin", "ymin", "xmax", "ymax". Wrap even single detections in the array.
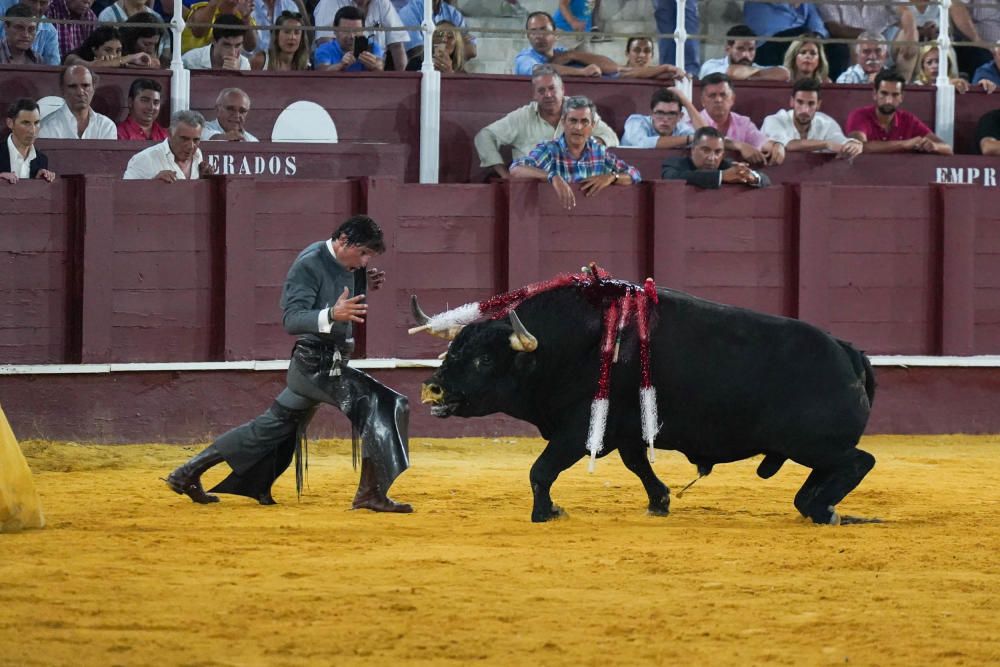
[{"xmin": 418, "ymin": 285, "xmax": 877, "ymax": 524}]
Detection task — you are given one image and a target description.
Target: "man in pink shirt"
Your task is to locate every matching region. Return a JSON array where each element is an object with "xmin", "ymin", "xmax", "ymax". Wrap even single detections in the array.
[
  {"xmin": 699, "ymin": 72, "xmax": 785, "ymax": 166},
  {"xmin": 846, "ymin": 70, "xmax": 952, "ymax": 154},
  {"xmin": 117, "ymin": 78, "xmax": 169, "ymax": 141}
]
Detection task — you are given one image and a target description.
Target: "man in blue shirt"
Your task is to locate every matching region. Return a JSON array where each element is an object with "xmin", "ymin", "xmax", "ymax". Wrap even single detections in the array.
[
  {"xmin": 622, "ymin": 87, "xmax": 702, "ymax": 149},
  {"xmin": 398, "ymin": 0, "xmax": 474, "ymax": 62},
  {"xmin": 0, "ymin": 0, "xmax": 59, "ymax": 65},
  {"xmin": 743, "ymin": 2, "xmax": 827, "ymax": 67},
  {"xmin": 653, "ymin": 0, "xmax": 699, "ymax": 76},
  {"xmin": 513, "ymin": 11, "xmax": 617, "ymax": 77},
  {"xmin": 973, "ymin": 42, "xmax": 1000, "ymax": 87},
  {"xmin": 314, "ymin": 4, "xmax": 385, "ymax": 71}
]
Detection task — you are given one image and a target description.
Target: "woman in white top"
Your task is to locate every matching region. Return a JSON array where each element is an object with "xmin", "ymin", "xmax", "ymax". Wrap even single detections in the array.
[{"xmin": 251, "ymin": 10, "xmax": 310, "ymax": 70}]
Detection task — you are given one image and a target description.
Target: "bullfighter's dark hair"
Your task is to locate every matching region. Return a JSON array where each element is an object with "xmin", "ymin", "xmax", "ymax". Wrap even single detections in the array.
[
  {"xmin": 649, "ymin": 87, "xmax": 680, "ymax": 110},
  {"xmin": 792, "ymin": 77, "xmax": 823, "ymax": 97},
  {"xmin": 726, "ymin": 24, "xmax": 756, "ymax": 44},
  {"xmin": 874, "ymin": 69, "xmax": 907, "ymax": 91},
  {"xmin": 700, "ymin": 72, "xmax": 731, "ymax": 88},
  {"xmin": 128, "ymin": 77, "xmax": 162, "ymax": 100},
  {"xmin": 691, "ymin": 126, "xmax": 723, "ymax": 146},
  {"xmin": 333, "ymin": 215, "xmax": 386, "ymax": 253},
  {"xmin": 6, "ymin": 97, "xmax": 38, "ymax": 119},
  {"xmin": 211, "ymin": 14, "xmax": 247, "ymax": 42},
  {"xmin": 333, "ymin": 5, "xmax": 363, "ymax": 26},
  {"xmin": 525, "ymin": 11, "xmax": 555, "ymax": 31}
]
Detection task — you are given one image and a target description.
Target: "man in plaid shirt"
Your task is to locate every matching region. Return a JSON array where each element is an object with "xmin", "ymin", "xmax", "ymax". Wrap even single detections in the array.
[
  {"xmin": 47, "ymin": 0, "xmax": 94, "ymax": 57},
  {"xmin": 510, "ymin": 95, "xmax": 640, "ymax": 210}
]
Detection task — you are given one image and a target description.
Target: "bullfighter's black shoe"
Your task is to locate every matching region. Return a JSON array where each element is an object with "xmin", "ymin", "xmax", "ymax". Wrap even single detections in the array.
[{"xmin": 165, "ymin": 445, "xmax": 225, "ymax": 504}]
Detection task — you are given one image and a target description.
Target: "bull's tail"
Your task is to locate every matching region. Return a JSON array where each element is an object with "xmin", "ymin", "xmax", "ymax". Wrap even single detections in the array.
[{"xmin": 838, "ymin": 340, "xmax": 876, "ymax": 409}]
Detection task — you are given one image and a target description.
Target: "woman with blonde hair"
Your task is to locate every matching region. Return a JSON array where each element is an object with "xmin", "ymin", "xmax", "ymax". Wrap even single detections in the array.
[
  {"xmin": 913, "ymin": 43, "xmax": 995, "ymax": 94},
  {"xmin": 430, "ymin": 21, "xmax": 466, "ymax": 73},
  {"xmin": 783, "ymin": 33, "xmax": 830, "ymax": 83},
  {"xmin": 251, "ymin": 10, "xmax": 310, "ymax": 71}
]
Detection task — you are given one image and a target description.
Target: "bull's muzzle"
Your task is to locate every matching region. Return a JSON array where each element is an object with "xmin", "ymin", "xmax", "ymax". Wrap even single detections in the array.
[{"xmin": 421, "ymin": 382, "xmax": 444, "ymax": 405}]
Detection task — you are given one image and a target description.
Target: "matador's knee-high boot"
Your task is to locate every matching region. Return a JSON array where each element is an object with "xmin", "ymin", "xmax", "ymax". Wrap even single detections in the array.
[
  {"xmin": 352, "ymin": 457, "xmax": 413, "ymax": 513},
  {"xmin": 165, "ymin": 445, "xmax": 225, "ymax": 504}
]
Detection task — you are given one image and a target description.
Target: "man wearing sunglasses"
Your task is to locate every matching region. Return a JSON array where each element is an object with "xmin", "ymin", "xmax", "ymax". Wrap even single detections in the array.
[{"xmin": 622, "ymin": 86, "xmax": 704, "ymax": 149}]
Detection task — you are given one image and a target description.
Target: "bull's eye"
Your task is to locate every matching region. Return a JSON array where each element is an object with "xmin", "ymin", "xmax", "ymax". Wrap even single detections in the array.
[{"xmin": 475, "ymin": 354, "xmax": 494, "ymax": 370}]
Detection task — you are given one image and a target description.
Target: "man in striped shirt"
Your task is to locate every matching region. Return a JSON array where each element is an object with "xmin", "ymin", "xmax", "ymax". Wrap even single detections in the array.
[{"xmin": 510, "ymin": 95, "xmax": 640, "ymax": 210}]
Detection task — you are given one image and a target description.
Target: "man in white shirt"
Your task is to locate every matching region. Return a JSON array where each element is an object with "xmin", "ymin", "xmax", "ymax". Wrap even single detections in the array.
[
  {"xmin": 313, "ymin": 0, "xmax": 408, "ymax": 70},
  {"xmin": 181, "ymin": 14, "xmax": 251, "ymax": 70},
  {"xmin": 39, "ymin": 65, "xmax": 117, "ymax": 140},
  {"xmin": 698, "ymin": 24, "xmax": 789, "ymax": 82},
  {"xmin": 1, "ymin": 98, "xmax": 55, "ymax": 183},
  {"xmin": 474, "ymin": 64, "xmax": 618, "ymax": 179},
  {"xmin": 835, "ymin": 32, "xmax": 889, "ymax": 84},
  {"xmin": 201, "ymin": 87, "xmax": 259, "ymax": 142},
  {"xmin": 762, "ymin": 78, "xmax": 862, "ymax": 159},
  {"xmin": 124, "ymin": 110, "xmax": 217, "ymax": 181}
]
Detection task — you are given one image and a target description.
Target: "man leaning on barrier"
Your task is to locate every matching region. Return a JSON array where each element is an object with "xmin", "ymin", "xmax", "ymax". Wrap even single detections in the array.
[{"xmin": 123, "ymin": 109, "xmax": 217, "ymax": 181}]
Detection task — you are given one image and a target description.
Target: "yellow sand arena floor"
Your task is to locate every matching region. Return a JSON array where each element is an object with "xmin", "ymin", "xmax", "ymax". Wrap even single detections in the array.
[{"xmin": 2, "ymin": 435, "xmax": 999, "ymax": 665}]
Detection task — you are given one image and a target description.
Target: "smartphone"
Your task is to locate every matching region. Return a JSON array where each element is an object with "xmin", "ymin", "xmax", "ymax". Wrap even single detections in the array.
[{"xmin": 353, "ymin": 35, "xmax": 370, "ymax": 58}]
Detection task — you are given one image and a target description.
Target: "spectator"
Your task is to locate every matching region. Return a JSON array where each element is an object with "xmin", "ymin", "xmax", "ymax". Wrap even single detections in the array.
[
  {"xmin": 698, "ymin": 72, "xmax": 785, "ymax": 166},
  {"xmin": 117, "ymin": 78, "xmax": 167, "ymax": 140},
  {"xmin": 846, "ymin": 69, "xmax": 952, "ymax": 154},
  {"xmin": 120, "ymin": 11, "xmax": 165, "ymax": 67},
  {"xmin": 961, "ymin": 0, "xmax": 995, "ymax": 76},
  {"xmin": 314, "ymin": 5, "xmax": 384, "ymax": 71},
  {"xmin": 124, "ymin": 109, "xmax": 217, "ymax": 180},
  {"xmin": 662, "ymin": 126, "xmax": 770, "ymax": 188},
  {"xmin": 182, "ymin": 0, "xmax": 256, "ymax": 54},
  {"xmin": 918, "ymin": 43, "xmax": 995, "ymax": 93},
  {"xmin": 251, "ymin": 9, "xmax": 309, "ymax": 70},
  {"xmin": 698, "ymin": 25, "xmax": 790, "ymax": 82},
  {"xmin": 97, "ymin": 0, "xmax": 160, "ymax": 24},
  {"xmin": 47, "ymin": 0, "xmax": 96, "ymax": 57},
  {"xmin": 510, "ymin": 96, "xmax": 639, "ymax": 210},
  {"xmin": 513, "ymin": 11, "xmax": 617, "ymax": 77},
  {"xmin": 251, "ymin": 0, "xmax": 307, "ymax": 55},
  {"xmin": 975, "ymin": 108, "xmax": 1000, "ymax": 155},
  {"xmin": 39, "ymin": 64, "xmax": 117, "ymax": 139},
  {"xmin": 1, "ymin": 98, "xmax": 55, "ymax": 183},
  {"xmin": 0, "ymin": 0, "xmax": 60, "ymax": 65},
  {"xmin": 743, "ymin": 1, "xmax": 828, "ymax": 67},
  {"xmin": 182, "ymin": 14, "xmax": 250, "ymax": 69},
  {"xmin": 553, "ymin": 0, "xmax": 601, "ymax": 44},
  {"xmin": 428, "ymin": 20, "xmax": 463, "ymax": 73},
  {"xmin": 836, "ymin": 32, "xmax": 890, "ymax": 84},
  {"xmin": 313, "ymin": 0, "xmax": 408, "ymax": 71},
  {"xmin": 618, "ymin": 35, "xmax": 687, "ymax": 80},
  {"xmin": 653, "ymin": 0, "xmax": 698, "ymax": 76},
  {"xmin": 64, "ymin": 25, "xmax": 153, "ymax": 66},
  {"xmin": 820, "ymin": 2, "xmax": 918, "ymax": 81},
  {"xmin": 398, "ymin": 0, "xmax": 475, "ymax": 63},
  {"xmin": 0, "ymin": 3, "xmax": 41, "ymax": 63},
  {"xmin": 202, "ymin": 87, "xmax": 258, "ymax": 141},
  {"xmin": 973, "ymin": 41, "xmax": 1000, "ymax": 87},
  {"xmin": 783, "ymin": 32, "xmax": 830, "ymax": 83},
  {"xmin": 622, "ymin": 86, "xmax": 703, "ymax": 149},
  {"xmin": 474, "ymin": 64, "xmax": 619, "ymax": 179},
  {"xmin": 761, "ymin": 78, "xmax": 862, "ymax": 159}
]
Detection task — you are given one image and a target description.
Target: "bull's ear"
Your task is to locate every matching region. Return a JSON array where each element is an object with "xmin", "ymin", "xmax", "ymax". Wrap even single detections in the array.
[{"xmin": 508, "ymin": 311, "xmax": 538, "ymax": 352}]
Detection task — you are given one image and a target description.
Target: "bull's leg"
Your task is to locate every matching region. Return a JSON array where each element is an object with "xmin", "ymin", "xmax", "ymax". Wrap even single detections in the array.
[
  {"xmin": 793, "ymin": 448, "xmax": 877, "ymax": 525},
  {"xmin": 529, "ymin": 440, "xmax": 583, "ymax": 523},
  {"xmin": 617, "ymin": 443, "xmax": 670, "ymax": 516}
]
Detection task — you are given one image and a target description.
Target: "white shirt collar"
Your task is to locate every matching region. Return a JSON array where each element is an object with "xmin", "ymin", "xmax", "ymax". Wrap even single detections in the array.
[{"xmin": 7, "ymin": 133, "xmax": 36, "ymax": 179}]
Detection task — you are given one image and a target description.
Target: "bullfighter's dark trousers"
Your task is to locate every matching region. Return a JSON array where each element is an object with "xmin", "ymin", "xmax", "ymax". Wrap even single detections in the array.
[{"xmin": 210, "ymin": 340, "xmax": 410, "ymax": 499}]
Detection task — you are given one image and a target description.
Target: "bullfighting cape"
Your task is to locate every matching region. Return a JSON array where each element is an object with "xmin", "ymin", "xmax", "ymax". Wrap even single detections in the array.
[{"xmin": 0, "ymin": 404, "xmax": 45, "ymax": 532}]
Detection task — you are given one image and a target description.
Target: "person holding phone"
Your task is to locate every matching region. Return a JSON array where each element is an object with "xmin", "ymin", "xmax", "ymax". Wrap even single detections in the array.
[{"xmin": 313, "ymin": 5, "xmax": 384, "ymax": 71}]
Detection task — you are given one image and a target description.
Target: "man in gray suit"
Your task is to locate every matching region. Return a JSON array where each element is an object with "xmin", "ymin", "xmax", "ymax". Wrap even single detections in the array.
[
  {"xmin": 661, "ymin": 126, "xmax": 771, "ymax": 189},
  {"xmin": 165, "ymin": 215, "xmax": 413, "ymax": 513}
]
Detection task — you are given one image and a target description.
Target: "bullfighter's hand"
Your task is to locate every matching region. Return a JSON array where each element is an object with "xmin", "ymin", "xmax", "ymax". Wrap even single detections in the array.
[
  {"xmin": 331, "ymin": 287, "xmax": 368, "ymax": 323},
  {"xmin": 199, "ymin": 160, "xmax": 218, "ymax": 176},
  {"xmin": 0, "ymin": 171, "xmax": 18, "ymax": 184},
  {"xmin": 551, "ymin": 175, "xmax": 576, "ymax": 209},
  {"xmin": 580, "ymin": 173, "xmax": 615, "ymax": 197},
  {"xmin": 367, "ymin": 267, "xmax": 386, "ymax": 290},
  {"xmin": 156, "ymin": 170, "xmax": 178, "ymax": 182},
  {"xmin": 35, "ymin": 168, "xmax": 56, "ymax": 182}
]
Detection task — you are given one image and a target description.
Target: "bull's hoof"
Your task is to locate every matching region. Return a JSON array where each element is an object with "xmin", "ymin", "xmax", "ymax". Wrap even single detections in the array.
[
  {"xmin": 647, "ymin": 496, "xmax": 670, "ymax": 516},
  {"xmin": 531, "ymin": 505, "xmax": 566, "ymax": 523}
]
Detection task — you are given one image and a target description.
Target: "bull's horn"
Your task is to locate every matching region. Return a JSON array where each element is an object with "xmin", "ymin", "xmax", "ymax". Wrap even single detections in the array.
[
  {"xmin": 508, "ymin": 311, "xmax": 538, "ymax": 352},
  {"xmin": 410, "ymin": 294, "xmax": 431, "ymax": 326}
]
